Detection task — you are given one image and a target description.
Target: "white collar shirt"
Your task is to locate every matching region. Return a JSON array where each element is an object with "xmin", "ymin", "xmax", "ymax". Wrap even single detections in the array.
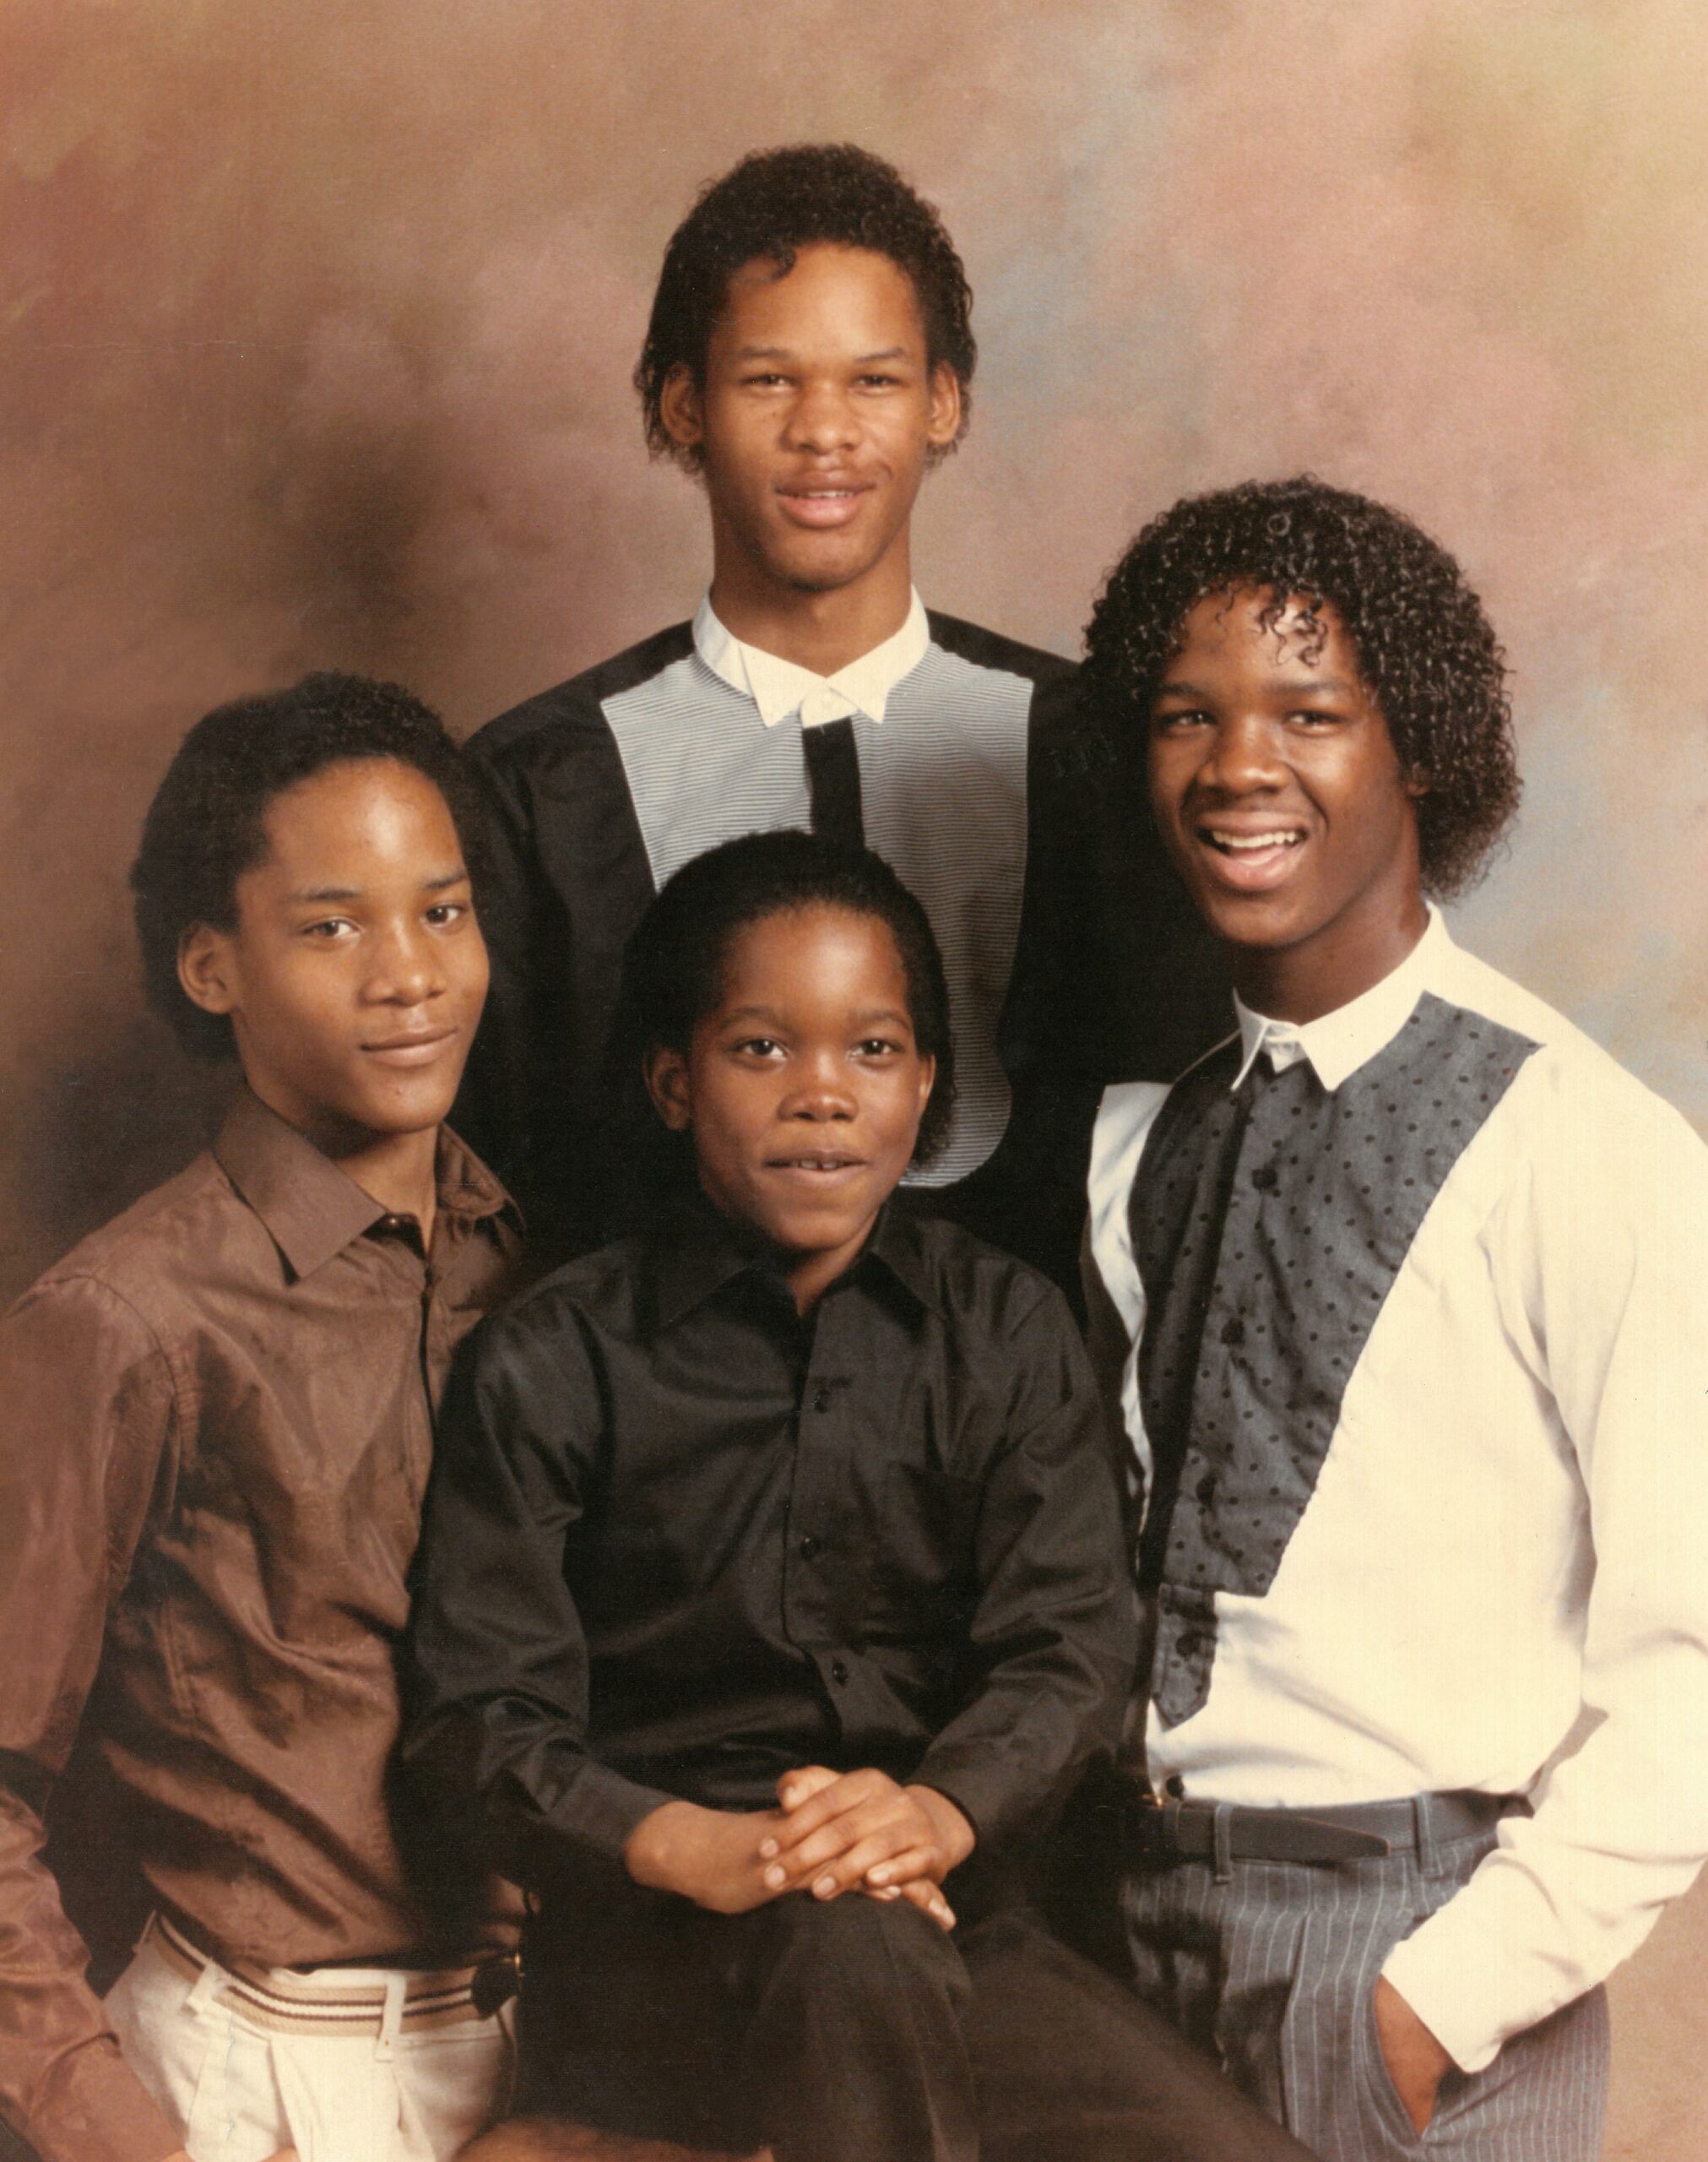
[
  {"xmin": 1228, "ymin": 910, "xmax": 1440, "ymax": 1091},
  {"xmin": 691, "ymin": 589, "xmax": 930, "ymax": 731},
  {"xmin": 1084, "ymin": 910, "xmax": 1708, "ymax": 2075}
]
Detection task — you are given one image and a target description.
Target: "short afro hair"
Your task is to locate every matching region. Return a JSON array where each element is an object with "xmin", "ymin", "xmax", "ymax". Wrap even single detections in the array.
[
  {"xmin": 636, "ymin": 142, "xmax": 976, "ymax": 468},
  {"xmin": 602, "ymin": 828, "xmax": 957, "ymax": 1213},
  {"xmin": 1083, "ymin": 476, "xmax": 1521, "ymax": 898},
  {"xmin": 131, "ymin": 671, "xmax": 484, "ymax": 1061}
]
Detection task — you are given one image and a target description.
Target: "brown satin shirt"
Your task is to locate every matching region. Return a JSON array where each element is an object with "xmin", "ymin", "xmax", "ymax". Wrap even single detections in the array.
[{"xmin": 0, "ymin": 1089, "xmax": 523, "ymax": 2162}]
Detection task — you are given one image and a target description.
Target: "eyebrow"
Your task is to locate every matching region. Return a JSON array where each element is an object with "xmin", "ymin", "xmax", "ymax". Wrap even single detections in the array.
[
  {"xmin": 731, "ymin": 345, "xmax": 914, "ymax": 364},
  {"xmin": 1152, "ymin": 677, "xmax": 1360, "ymax": 699},
  {"xmin": 285, "ymin": 866, "xmax": 469, "ymax": 904},
  {"xmin": 719, "ymin": 1004, "xmax": 914, "ymax": 1029}
]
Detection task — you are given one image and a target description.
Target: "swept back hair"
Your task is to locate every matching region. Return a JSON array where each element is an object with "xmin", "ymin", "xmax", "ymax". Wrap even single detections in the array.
[
  {"xmin": 131, "ymin": 671, "xmax": 481, "ymax": 1059},
  {"xmin": 602, "ymin": 828, "xmax": 957, "ymax": 1211},
  {"xmin": 636, "ymin": 142, "xmax": 975, "ymax": 467}
]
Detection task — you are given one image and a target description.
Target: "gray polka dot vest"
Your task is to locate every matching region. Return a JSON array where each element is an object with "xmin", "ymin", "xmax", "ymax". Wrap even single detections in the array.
[{"xmin": 1127, "ymin": 991, "xmax": 1539, "ymax": 1727}]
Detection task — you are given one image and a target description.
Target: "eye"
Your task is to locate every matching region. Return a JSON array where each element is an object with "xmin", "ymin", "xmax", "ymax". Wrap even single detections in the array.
[
  {"xmin": 732, "ymin": 1035, "xmax": 784, "ymax": 1059},
  {"xmin": 855, "ymin": 1036, "xmax": 905, "ymax": 1058},
  {"xmin": 857, "ymin": 372, "xmax": 903, "ymax": 388},
  {"xmin": 1152, "ymin": 707, "xmax": 1212, "ymax": 734},
  {"xmin": 1287, "ymin": 707, "xmax": 1344, "ymax": 730},
  {"xmin": 301, "ymin": 916, "xmax": 357, "ymax": 941},
  {"xmin": 425, "ymin": 900, "xmax": 469, "ymax": 927}
]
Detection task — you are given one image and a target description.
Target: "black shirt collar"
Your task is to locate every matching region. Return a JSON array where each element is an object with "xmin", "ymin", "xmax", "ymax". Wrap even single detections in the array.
[{"xmin": 649, "ymin": 1189, "xmax": 941, "ymax": 1328}]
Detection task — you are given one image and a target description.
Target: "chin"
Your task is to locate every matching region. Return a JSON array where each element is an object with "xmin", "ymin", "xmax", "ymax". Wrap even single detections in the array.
[
  {"xmin": 353, "ymin": 1087, "xmax": 461, "ymax": 1137},
  {"xmin": 1185, "ymin": 887, "xmax": 1302, "ymax": 948},
  {"xmin": 773, "ymin": 556, "xmax": 871, "ymax": 595}
]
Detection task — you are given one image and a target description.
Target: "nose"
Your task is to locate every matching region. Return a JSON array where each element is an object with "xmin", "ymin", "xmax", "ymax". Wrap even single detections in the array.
[
  {"xmin": 365, "ymin": 920, "xmax": 444, "ymax": 1008},
  {"xmin": 1201, "ymin": 712, "xmax": 1286, "ymax": 796},
  {"xmin": 784, "ymin": 378, "xmax": 859, "ymax": 455},
  {"xmin": 782, "ymin": 1047, "xmax": 857, "ymax": 1121}
]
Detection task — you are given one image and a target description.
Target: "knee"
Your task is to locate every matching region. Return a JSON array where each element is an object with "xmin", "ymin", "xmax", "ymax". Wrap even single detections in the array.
[
  {"xmin": 456, "ymin": 2120, "xmax": 689, "ymax": 2161},
  {"xmin": 762, "ymin": 1893, "xmax": 966, "ymax": 2019},
  {"xmin": 459, "ymin": 2120, "xmax": 773, "ymax": 2160}
]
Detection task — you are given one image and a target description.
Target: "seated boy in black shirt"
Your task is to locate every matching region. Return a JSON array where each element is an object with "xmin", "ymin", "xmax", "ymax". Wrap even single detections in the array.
[{"xmin": 404, "ymin": 832, "xmax": 1312, "ymax": 2162}]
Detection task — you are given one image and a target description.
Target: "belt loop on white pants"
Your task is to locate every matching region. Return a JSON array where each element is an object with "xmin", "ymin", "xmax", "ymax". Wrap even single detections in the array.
[
  {"xmin": 377, "ymin": 1972, "xmax": 406, "ymax": 2061},
  {"xmin": 186, "ymin": 1953, "xmax": 226, "ymax": 2018}
]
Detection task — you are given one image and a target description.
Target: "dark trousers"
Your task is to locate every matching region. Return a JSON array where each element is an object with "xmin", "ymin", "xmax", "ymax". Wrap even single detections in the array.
[{"xmin": 518, "ymin": 1880, "xmax": 1316, "ymax": 2162}]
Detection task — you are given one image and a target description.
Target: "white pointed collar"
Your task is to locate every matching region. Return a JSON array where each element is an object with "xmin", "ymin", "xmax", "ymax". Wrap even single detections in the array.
[
  {"xmin": 692, "ymin": 589, "xmax": 930, "ymax": 729},
  {"xmin": 1229, "ymin": 908, "xmax": 1449, "ymax": 1094}
]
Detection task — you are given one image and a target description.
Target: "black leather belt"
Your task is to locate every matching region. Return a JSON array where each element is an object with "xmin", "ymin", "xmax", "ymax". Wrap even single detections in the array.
[{"xmin": 1123, "ymin": 1785, "xmax": 1524, "ymax": 1869}]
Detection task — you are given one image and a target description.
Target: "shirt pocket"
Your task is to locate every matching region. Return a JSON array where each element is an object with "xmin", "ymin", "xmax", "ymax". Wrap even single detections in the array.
[{"xmin": 859, "ymin": 1459, "xmax": 984, "ymax": 1653}]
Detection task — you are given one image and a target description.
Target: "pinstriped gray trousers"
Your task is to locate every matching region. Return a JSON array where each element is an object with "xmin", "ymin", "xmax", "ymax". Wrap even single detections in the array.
[{"xmin": 1119, "ymin": 1814, "xmax": 1608, "ymax": 2160}]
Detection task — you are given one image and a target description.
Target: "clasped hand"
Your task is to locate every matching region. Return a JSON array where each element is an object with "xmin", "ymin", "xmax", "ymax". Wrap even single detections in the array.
[{"xmin": 624, "ymin": 1767, "xmax": 973, "ymax": 1932}]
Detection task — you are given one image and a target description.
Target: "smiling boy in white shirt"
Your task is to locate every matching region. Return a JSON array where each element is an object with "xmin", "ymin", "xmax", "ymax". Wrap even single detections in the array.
[{"xmin": 1080, "ymin": 475, "xmax": 1708, "ymax": 2160}]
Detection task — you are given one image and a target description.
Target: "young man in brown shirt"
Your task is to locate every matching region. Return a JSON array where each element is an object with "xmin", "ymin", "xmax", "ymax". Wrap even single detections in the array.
[{"xmin": 0, "ymin": 676, "xmax": 523, "ymax": 2162}]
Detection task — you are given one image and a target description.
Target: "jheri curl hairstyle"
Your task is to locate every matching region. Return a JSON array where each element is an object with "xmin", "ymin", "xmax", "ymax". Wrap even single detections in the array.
[
  {"xmin": 1082, "ymin": 476, "xmax": 1521, "ymax": 898},
  {"xmin": 131, "ymin": 672, "xmax": 484, "ymax": 1061},
  {"xmin": 636, "ymin": 142, "xmax": 976, "ymax": 467},
  {"xmin": 604, "ymin": 828, "xmax": 957, "ymax": 1211}
]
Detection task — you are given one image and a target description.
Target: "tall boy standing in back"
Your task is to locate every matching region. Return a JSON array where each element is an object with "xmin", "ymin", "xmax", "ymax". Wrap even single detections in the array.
[
  {"xmin": 1079, "ymin": 479, "xmax": 1708, "ymax": 2159},
  {"xmin": 455, "ymin": 142, "xmax": 1217, "ymax": 1286}
]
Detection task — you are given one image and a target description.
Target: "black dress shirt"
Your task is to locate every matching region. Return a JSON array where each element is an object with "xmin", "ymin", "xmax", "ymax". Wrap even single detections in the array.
[{"xmin": 404, "ymin": 1200, "xmax": 1136, "ymax": 1888}]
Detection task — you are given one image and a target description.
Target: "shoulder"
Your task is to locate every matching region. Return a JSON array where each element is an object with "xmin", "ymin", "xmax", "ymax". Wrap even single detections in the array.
[
  {"xmin": 903, "ymin": 1212, "xmax": 1080, "ymax": 1346},
  {"xmin": 0, "ymin": 1157, "xmax": 253, "ymax": 1437},
  {"xmin": 1440, "ymin": 938, "xmax": 1698, "ymax": 1140},
  {"xmin": 923, "ymin": 612, "xmax": 1082, "ymax": 734},
  {"xmin": 9, "ymin": 1153, "xmax": 246, "ymax": 1344},
  {"xmin": 1430, "ymin": 940, "xmax": 1708, "ymax": 1231},
  {"xmin": 924, "ymin": 611, "xmax": 1078, "ymax": 693},
  {"xmin": 465, "ymin": 623, "xmax": 698, "ymax": 773},
  {"xmin": 467, "ymin": 1231, "xmax": 655, "ymax": 1368},
  {"xmin": 922, "ymin": 614, "xmax": 1098, "ymax": 797}
]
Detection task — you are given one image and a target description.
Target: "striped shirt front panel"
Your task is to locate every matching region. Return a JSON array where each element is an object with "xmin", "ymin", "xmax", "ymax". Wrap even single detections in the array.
[{"xmin": 603, "ymin": 639, "xmax": 1033, "ymax": 1187}]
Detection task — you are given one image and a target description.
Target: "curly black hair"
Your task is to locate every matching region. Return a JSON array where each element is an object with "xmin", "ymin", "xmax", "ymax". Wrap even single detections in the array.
[
  {"xmin": 636, "ymin": 142, "xmax": 976, "ymax": 468},
  {"xmin": 130, "ymin": 671, "xmax": 485, "ymax": 1061},
  {"xmin": 602, "ymin": 828, "xmax": 957, "ymax": 1212},
  {"xmin": 1083, "ymin": 476, "xmax": 1521, "ymax": 898}
]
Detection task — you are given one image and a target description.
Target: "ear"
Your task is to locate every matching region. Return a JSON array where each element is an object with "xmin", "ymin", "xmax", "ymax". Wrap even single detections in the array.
[
  {"xmin": 924, "ymin": 364, "xmax": 962, "ymax": 451},
  {"xmin": 659, "ymin": 364, "xmax": 705, "ymax": 456},
  {"xmin": 914, "ymin": 1051, "xmax": 937, "ymax": 1124},
  {"xmin": 1404, "ymin": 767, "xmax": 1431, "ymax": 801},
  {"xmin": 643, "ymin": 1043, "xmax": 693, "ymax": 1133},
  {"xmin": 177, "ymin": 923, "xmax": 240, "ymax": 1017}
]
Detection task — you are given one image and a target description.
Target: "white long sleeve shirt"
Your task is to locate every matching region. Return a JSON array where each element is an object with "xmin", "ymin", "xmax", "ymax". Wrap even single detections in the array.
[{"xmin": 1086, "ymin": 910, "xmax": 1708, "ymax": 2072}]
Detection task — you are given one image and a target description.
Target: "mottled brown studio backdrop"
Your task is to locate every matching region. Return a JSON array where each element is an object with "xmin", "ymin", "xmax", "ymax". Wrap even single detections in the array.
[{"xmin": 3, "ymin": 2, "xmax": 1705, "ymax": 2152}]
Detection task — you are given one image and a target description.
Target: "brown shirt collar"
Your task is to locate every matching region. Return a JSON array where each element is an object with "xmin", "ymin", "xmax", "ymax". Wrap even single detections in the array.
[{"xmin": 212, "ymin": 1088, "xmax": 519, "ymax": 1281}]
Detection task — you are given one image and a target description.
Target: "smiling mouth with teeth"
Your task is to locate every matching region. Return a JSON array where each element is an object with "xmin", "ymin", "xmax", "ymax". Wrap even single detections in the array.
[{"xmin": 1203, "ymin": 829, "xmax": 1306, "ymax": 853}]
